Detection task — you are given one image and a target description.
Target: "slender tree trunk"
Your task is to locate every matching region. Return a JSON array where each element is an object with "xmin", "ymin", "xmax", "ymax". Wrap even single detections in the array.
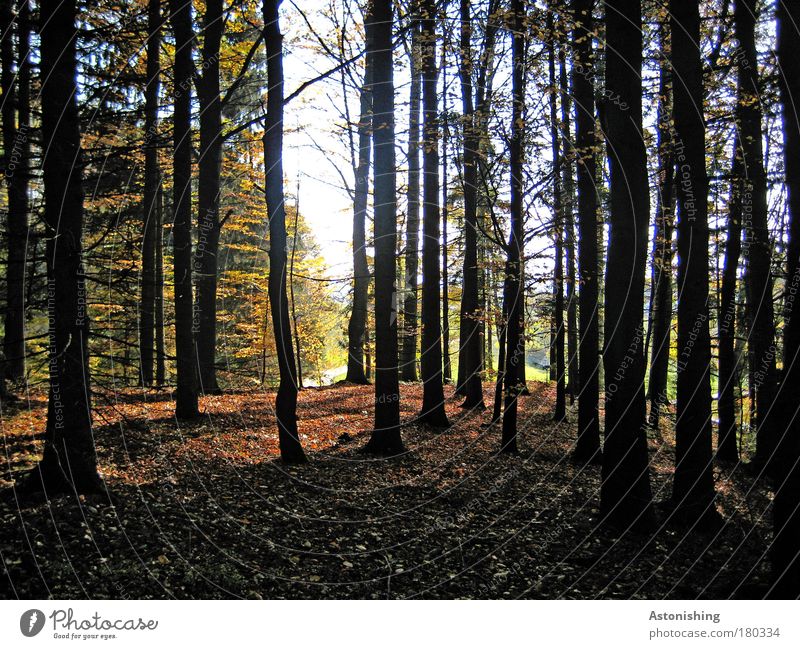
[
  {"xmin": 572, "ymin": 0, "xmax": 601, "ymax": 462},
  {"xmin": 548, "ymin": 10, "xmax": 566, "ymax": 421},
  {"xmin": 195, "ymin": 0, "xmax": 223, "ymax": 395},
  {"xmin": 456, "ymin": 0, "xmax": 493, "ymax": 408},
  {"xmin": 735, "ymin": 0, "xmax": 777, "ymax": 469},
  {"xmin": 169, "ymin": 0, "xmax": 199, "ymax": 419},
  {"xmin": 139, "ymin": 0, "xmax": 161, "ymax": 388},
  {"xmin": 670, "ymin": 0, "xmax": 718, "ymax": 525},
  {"xmin": 401, "ymin": 15, "xmax": 421, "ymax": 383},
  {"xmin": 1, "ymin": 0, "xmax": 29, "ymax": 382},
  {"xmin": 155, "ymin": 185, "xmax": 166, "ymax": 386},
  {"xmin": 290, "ymin": 191, "xmax": 303, "ymax": 389},
  {"xmin": 501, "ymin": 0, "xmax": 525, "ymax": 455},
  {"xmin": 560, "ymin": 37, "xmax": 577, "ymax": 406},
  {"xmin": 771, "ymin": 0, "xmax": 800, "ymax": 598},
  {"xmin": 27, "ymin": 0, "xmax": 102, "ymax": 493},
  {"xmin": 441, "ymin": 39, "xmax": 452, "ymax": 384},
  {"xmin": 647, "ymin": 14, "xmax": 675, "ymax": 431},
  {"xmin": 418, "ymin": 0, "xmax": 449, "ymax": 427},
  {"xmin": 600, "ymin": 0, "xmax": 654, "ymax": 530},
  {"xmin": 345, "ymin": 5, "xmax": 374, "ymax": 385},
  {"xmin": 365, "ymin": 0, "xmax": 403, "ymax": 455},
  {"xmin": 717, "ymin": 136, "xmax": 742, "ymax": 461},
  {"xmin": 263, "ymin": 0, "xmax": 305, "ymax": 463}
]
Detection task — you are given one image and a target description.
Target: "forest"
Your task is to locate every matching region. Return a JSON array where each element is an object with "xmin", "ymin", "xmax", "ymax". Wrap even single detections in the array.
[{"xmin": 0, "ymin": 0, "xmax": 799, "ymax": 600}]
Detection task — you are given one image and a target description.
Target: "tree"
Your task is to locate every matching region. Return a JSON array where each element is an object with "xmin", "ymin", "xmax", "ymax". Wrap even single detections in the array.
[
  {"xmin": 771, "ymin": 0, "xmax": 800, "ymax": 599},
  {"xmin": 263, "ymin": 0, "xmax": 306, "ymax": 463},
  {"xmin": 670, "ymin": 0, "xmax": 718, "ymax": 525},
  {"xmin": 139, "ymin": 0, "xmax": 162, "ymax": 388},
  {"xmin": 345, "ymin": 3, "xmax": 374, "ymax": 385},
  {"xmin": 501, "ymin": 0, "xmax": 525, "ymax": 455},
  {"xmin": 364, "ymin": 0, "xmax": 403, "ymax": 455},
  {"xmin": 418, "ymin": 0, "xmax": 449, "ymax": 428},
  {"xmin": 26, "ymin": 0, "xmax": 102, "ymax": 493},
  {"xmin": 735, "ymin": 0, "xmax": 777, "ymax": 469},
  {"xmin": 571, "ymin": 0, "xmax": 601, "ymax": 462},
  {"xmin": 647, "ymin": 12, "xmax": 675, "ymax": 432},
  {"xmin": 1, "ymin": 0, "xmax": 29, "ymax": 382},
  {"xmin": 195, "ymin": 0, "xmax": 225, "ymax": 394},
  {"xmin": 169, "ymin": 0, "xmax": 199, "ymax": 419},
  {"xmin": 401, "ymin": 10, "xmax": 421, "ymax": 383},
  {"xmin": 600, "ymin": 0, "xmax": 654, "ymax": 530}
]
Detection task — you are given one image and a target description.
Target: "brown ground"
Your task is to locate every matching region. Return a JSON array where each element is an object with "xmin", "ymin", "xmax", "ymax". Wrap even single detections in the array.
[{"xmin": 0, "ymin": 382, "xmax": 773, "ymax": 599}]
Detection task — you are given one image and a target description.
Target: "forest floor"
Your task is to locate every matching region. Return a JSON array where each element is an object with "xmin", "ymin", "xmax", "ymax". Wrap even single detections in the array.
[{"xmin": 0, "ymin": 381, "xmax": 775, "ymax": 599}]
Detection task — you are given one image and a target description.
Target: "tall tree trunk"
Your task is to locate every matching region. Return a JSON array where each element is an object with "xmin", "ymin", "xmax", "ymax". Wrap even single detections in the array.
[
  {"xmin": 364, "ymin": 0, "xmax": 403, "ymax": 455},
  {"xmin": 28, "ymin": 0, "xmax": 102, "ymax": 493},
  {"xmin": 345, "ymin": 4, "xmax": 374, "ymax": 385},
  {"xmin": 670, "ymin": 0, "xmax": 718, "ymax": 525},
  {"xmin": 771, "ymin": 0, "xmax": 800, "ymax": 598},
  {"xmin": 169, "ymin": 0, "xmax": 199, "ymax": 419},
  {"xmin": 735, "ymin": 0, "xmax": 777, "ymax": 469},
  {"xmin": 263, "ymin": 0, "xmax": 305, "ymax": 463},
  {"xmin": 717, "ymin": 136, "xmax": 742, "ymax": 461},
  {"xmin": 139, "ymin": 0, "xmax": 161, "ymax": 388},
  {"xmin": 1, "ymin": 0, "xmax": 29, "ymax": 382},
  {"xmin": 548, "ymin": 10, "xmax": 566, "ymax": 422},
  {"xmin": 571, "ymin": 0, "xmax": 601, "ymax": 462},
  {"xmin": 647, "ymin": 14, "xmax": 675, "ymax": 431},
  {"xmin": 196, "ymin": 0, "xmax": 223, "ymax": 395},
  {"xmin": 456, "ymin": 0, "xmax": 496, "ymax": 408},
  {"xmin": 501, "ymin": 0, "xmax": 525, "ymax": 455},
  {"xmin": 418, "ymin": 0, "xmax": 449, "ymax": 427},
  {"xmin": 441, "ymin": 39, "xmax": 452, "ymax": 384},
  {"xmin": 155, "ymin": 185, "xmax": 166, "ymax": 386},
  {"xmin": 560, "ymin": 36, "xmax": 577, "ymax": 406},
  {"xmin": 401, "ymin": 15, "xmax": 421, "ymax": 383},
  {"xmin": 600, "ymin": 0, "xmax": 654, "ymax": 530}
]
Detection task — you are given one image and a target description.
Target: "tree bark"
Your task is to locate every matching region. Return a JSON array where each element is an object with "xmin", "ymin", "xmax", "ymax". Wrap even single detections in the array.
[
  {"xmin": 195, "ymin": 0, "xmax": 223, "ymax": 395},
  {"xmin": 139, "ymin": 0, "xmax": 161, "ymax": 388},
  {"xmin": 418, "ymin": 0, "xmax": 449, "ymax": 428},
  {"xmin": 364, "ymin": 0, "xmax": 403, "ymax": 455},
  {"xmin": 401, "ymin": 14, "xmax": 421, "ymax": 383},
  {"xmin": 735, "ymin": 0, "xmax": 777, "ymax": 469},
  {"xmin": 169, "ymin": 0, "xmax": 199, "ymax": 419},
  {"xmin": 1, "ymin": 0, "xmax": 29, "ymax": 382},
  {"xmin": 501, "ymin": 0, "xmax": 525, "ymax": 455},
  {"xmin": 571, "ymin": 0, "xmax": 601, "ymax": 462},
  {"xmin": 345, "ymin": 3, "xmax": 374, "ymax": 385},
  {"xmin": 600, "ymin": 0, "xmax": 654, "ymax": 530},
  {"xmin": 771, "ymin": 0, "xmax": 800, "ymax": 598},
  {"xmin": 441, "ymin": 39, "xmax": 452, "ymax": 384},
  {"xmin": 29, "ymin": 0, "xmax": 102, "ymax": 493},
  {"xmin": 263, "ymin": 0, "xmax": 305, "ymax": 463},
  {"xmin": 670, "ymin": 0, "xmax": 718, "ymax": 525}
]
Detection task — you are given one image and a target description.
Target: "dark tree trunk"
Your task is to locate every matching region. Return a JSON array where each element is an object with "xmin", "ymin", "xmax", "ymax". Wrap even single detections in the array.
[
  {"xmin": 364, "ymin": 0, "xmax": 403, "ymax": 455},
  {"xmin": 600, "ymin": 0, "xmax": 654, "ymax": 530},
  {"xmin": 345, "ymin": 4, "xmax": 374, "ymax": 385},
  {"xmin": 560, "ymin": 37, "xmax": 577, "ymax": 406},
  {"xmin": 717, "ymin": 137, "xmax": 742, "ymax": 461},
  {"xmin": 456, "ymin": 0, "xmax": 496, "ymax": 408},
  {"xmin": 139, "ymin": 0, "xmax": 161, "ymax": 388},
  {"xmin": 169, "ymin": 0, "xmax": 199, "ymax": 419},
  {"xmin": 670, "ymin": 0, "xmax": 718, "ymax": 525},
  {"xmin": 770, "ymin": 0, "xmax": 800, "ymax": 598},
  {"xmin": 501, "ymin": 0, "xmax": 525, "ymax": 455},
  {"xmin": 735, "ymin": 0, "xmax": 777, "ymax": 469},
  {"xmin": 571, "ymin": 0, "xmax": 601, "ymax": 462},
  {"xmin": 441, "ymin": 41, "xmax": 452, "ymax": 384},
  {"xmin": 548, "ymin": 11, "xmax": 566, "ymax": 422},
  {"xmin": 263, "ymin": 0, "xmax": 305, "ymax": 463},
  {"xmin": 401, "ymin": 15, "xmax": 421, "ymax": 383},
  {"xmin": 647, "ymin": 16, "xmax": 675, "ymax": 431},
  {"xmin": 28, "ymin": 0, "xmax": 102, "ymax": 493},
  {"xmin": 418, "ymin": 0, "xmax": 449, "ymax": 428},
  {"xmin": 155, "ymin": 185, "xmax": 166, "ymax": 386},
  {"xmin": 195, "ymin": 0, "xmax": 223, "ymax": 395},
  {"xmin": 1, "ymin": 0, "xmax": 29, "ymax": 382}
]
